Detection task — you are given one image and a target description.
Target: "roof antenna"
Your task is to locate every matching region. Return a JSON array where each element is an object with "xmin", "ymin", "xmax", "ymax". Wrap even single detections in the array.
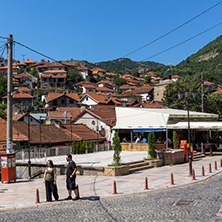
[{"xmin": 21, "ymin": 54, "xmax": 26, "ymax": 61}]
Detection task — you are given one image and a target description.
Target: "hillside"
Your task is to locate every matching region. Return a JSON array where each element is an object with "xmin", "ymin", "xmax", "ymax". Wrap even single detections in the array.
[
  {"xmin": 174, "ymin": 35, "xmax": 222, "ymax": 83},
  {"xmin": 68, "ymin": 58, "xmax": 164, "ymax": 72}
]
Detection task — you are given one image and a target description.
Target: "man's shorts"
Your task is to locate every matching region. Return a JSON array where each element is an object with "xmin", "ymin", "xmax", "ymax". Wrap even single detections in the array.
[{"xmin": 66, "ymin": 176, "xmax": 76, "ymax": 190}]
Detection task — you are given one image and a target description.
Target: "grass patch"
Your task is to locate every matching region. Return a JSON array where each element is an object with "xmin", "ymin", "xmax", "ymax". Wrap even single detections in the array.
[
  {"xmin": 108, "ymin": 163, "xmax": 126, "ymax": 167},
  {"xmin": 144, "ymin": 157, "xmax": 157, "ymax": 161}
]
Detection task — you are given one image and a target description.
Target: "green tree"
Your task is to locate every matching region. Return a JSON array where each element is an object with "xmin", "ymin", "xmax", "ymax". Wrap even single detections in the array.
[
  {"xmin": 0, "ymin": 76, "xmax": 7, "ymax": 97},
  {"xmin": 76, "ymin": 141, "xmax": 80, "ymax": 154},
  {"xmin": 148, "ymin": 132, "xmax": 156, "ymax": 158},
  {"xmin": 173, "ymin": 131, "xmax": 179, "ymax": 149},
  {"xmin": 85, "ymin": 140, "xmax": 89, "ymax": 153},
  {"xmin": 72, "ymin": 140, "xmax": 76, "ymax": 153},
  {"xmin": 0, "ymin": 104, "xmax": 7, "ymax": 120},
  {"xmin": 112, "ymin": 132, "xmax": 122, "ymax": 165},
  {"xmin": 205, "ymin": 93, "xmax": 222, "ymax": 119},
  {"xmin": 80, "ymin": 141, "xmax": 85, "ymax": 154},
  {"xmin": 29, "ymin": 68, "xmax": 38, "ymax": 78},
  {"xmin": 67, "ymin": 68, "xmax": 84, "ymax": 83},
  {"xmin": 114, "ymin": 74, "xmax": 127, "ymax": 86},
  {"xmin": 90, "ymin": 141, "xmax": 94, "ymax": 152},
  {"xmin": 18, "ymin": 66, "xmax": 24, "ymax": 74},
  {"xmin": 144, "ymin": 76, "xmax": 151, "ymax": 84}
]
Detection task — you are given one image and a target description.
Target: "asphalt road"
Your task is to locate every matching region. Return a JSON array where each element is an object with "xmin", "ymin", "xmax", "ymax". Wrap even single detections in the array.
[{"xmin": 1, "ymin": 173, "xmax": 222, "ymax": 222}]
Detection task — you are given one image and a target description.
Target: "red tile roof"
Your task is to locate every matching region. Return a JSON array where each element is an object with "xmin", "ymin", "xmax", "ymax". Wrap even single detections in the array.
[
  {"xmin": 97, "ymin": 80, "xmax": 117, "ymax": 87},
  {"xmin": 13, "ymin": 122, "xmax": 71, "ymax": 144},
  {"xmin": 141, "ymin": 101, "xmax": 165, "ymax": 108},
  {"xmin": 2, "ymin": 92, "xmax": 34, "ymax": 99},
  {"xmin": 56, "ymin": 107, "xmax": 82, "ymax": 118},
  {"xmin": 133, "ymin": 86, "xmax": 154, "ymax": 94},
  {"xmin": 42, "ymin": 70, "xmax": 66, "ymax": 74},
  {"xmin": 92, "ymin": 68, "xmax": 106, "ymax": 74},
  {"xmin": 0, "ymin": 118, "xmax": 28, "ymax": 149},
  {"xmin": 204, "ymin": 81, "xmax": 215, "ymax": 85},
  {"xmin": 212, "ymin": 89, "xmax": 222, "ymax": 94},
  {"xmin": 75, "ymin": 81, "xmax": 96, "ymax": 86},
  {"xmin": 61, "ymin": 123, "xmax": 105, "ymax": 141},
  {"xmin": 80, "ymin": 92, "xmax": 109, "ymax": 104},
  {"xmin": 16, "ymin": 87, "xmax": 32, "ymax": 93},
  {"xmin": 73, "ymin": 108, "xmax": 116, "ymax": 127},
  {"xmin": 17, "ymin": 72, "xmax": 33, "ymax": 77},
  {"xmin": 45, "ymin": 92, "xmax": 80, "ymax": 103},
  {"xmin": 77, "ymin": 66, "xmax": 88, "ymax": 71},
  {"xmin": 172, "ymin": 75, "xmax": 183, "ymax": 79},
  {"xmin": 120, "ymin": 85, "xmax": 136, "ymax": 90},
  {"xmin": 96, "ymin": 87, "xmax": 115, "ymax": 93},
  {"xmin": 23, "ymin": 59, "xmax": 35, "ymax": 64}
]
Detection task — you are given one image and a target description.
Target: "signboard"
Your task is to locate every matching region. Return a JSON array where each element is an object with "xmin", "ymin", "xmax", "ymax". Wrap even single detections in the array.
[{"xmin": 1, "ymin": 157, "xmax": 8, "ymax": 168}]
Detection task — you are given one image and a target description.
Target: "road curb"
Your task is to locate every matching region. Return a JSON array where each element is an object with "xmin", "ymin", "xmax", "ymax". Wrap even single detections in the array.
[{"xmin": 1, "ymin": 169, "xmax": 222, "ymax": 212}]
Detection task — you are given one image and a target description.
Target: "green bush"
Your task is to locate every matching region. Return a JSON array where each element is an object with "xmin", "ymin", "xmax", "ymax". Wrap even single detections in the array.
[
  {"xmin": 85, "ymin": 140, "xmax": 89, "ymax": 153},
  {"xmin": 148, "ymin": 132, "xmax": 156, "ymax": 158},
  {"xmin": 90, "ymin": 141, "xmax": 94, "ymax": 153},
  {"xmin": 72, "ymin": 141, "xmax": 76, "ymax": 153},
  {"xmin": 173, "ymin": 131, "xmax": 179, "ymax": 149},
  {"xmin": 112, "ymin": 132, "xmax": 122, "ymax": 165},
  {"xmin": 76, "ymin": 141, "xmax": 80, "ymax": 154},
  {"xmin": 80, "ymin": 141, "xmax": 85, "ymax": 154}
]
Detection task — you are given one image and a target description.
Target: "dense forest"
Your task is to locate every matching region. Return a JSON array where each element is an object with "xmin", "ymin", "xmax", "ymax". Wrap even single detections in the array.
[{"xmin": 69, "ymin": 58, "xmax": 164, "ymax": 73}]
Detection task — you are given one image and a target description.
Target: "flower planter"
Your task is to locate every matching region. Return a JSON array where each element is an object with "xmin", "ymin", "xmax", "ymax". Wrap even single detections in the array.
[
  {"xmin": 157, "ymin": 149, "xmax": 184, "ymax": 165},
  {"xmin": 104, "ymin": 165, "xmax": 129, "ymax": 176}
]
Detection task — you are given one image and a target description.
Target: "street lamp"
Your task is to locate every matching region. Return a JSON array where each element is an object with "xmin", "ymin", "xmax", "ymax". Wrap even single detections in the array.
[
  {"xmin": 178, "ymin": 90, "xmax": 197, "ymax": 177},
  {"xmin": 21, "ymin": 102, "xmax": 39, "ymax": 179}
]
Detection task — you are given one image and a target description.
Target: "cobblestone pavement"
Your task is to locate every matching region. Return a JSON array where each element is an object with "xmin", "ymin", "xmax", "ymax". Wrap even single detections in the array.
[{"xmin": 1, "ymin": 172, "xmax": 222, "ymax": 222}]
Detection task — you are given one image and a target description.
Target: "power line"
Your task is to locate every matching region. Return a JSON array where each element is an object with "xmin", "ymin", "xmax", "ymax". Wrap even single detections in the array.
[
  {"xmin": 142, "ymin": 21, "xmax": 222, "ymax": 61},
  {"xmin": 121, "ymin": 1, "xmax": 222, "ymax": 58},
  {"xmin": 14, "ymin": 40, "xmax": 58, "ymax": 62},
  {"xmin": 0, "ymin": 35, "xmax": 7, "ymax": 40},
  {"xmin": 0, "ymin": 45, "xmax": 6, "ymax": 58}
]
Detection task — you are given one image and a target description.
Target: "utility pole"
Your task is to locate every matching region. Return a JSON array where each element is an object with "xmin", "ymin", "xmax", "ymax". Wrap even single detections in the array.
[
  {"xmin": 7, "ymin": 34, "xmax": 13, "ymax": 154},
  {"xmin": 201, "ymin": 73, "xmax": 204, "ymax": 112}
]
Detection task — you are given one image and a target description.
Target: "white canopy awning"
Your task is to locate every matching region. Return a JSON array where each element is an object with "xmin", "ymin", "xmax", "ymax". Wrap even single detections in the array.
[
  {"xmin": 113, "ymin": 107, "xmax": 168, "ymax": 130},
  {"xmin": 168, "ymin": 121, "xmax": 222, "ymax": 130},
  {"xmin": 113, "ymin": 107, "xmax": 221, "ymax": 131}
]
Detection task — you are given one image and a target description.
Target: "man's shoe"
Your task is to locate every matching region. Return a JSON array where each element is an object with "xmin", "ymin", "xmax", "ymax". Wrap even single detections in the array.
[
  {"xmin": 65, "ymin": 196, "xmax": 72, "ymax": 200},
  {"xmin": 73, "ymin": 196, "xmax": 80, "ymax": 201}
]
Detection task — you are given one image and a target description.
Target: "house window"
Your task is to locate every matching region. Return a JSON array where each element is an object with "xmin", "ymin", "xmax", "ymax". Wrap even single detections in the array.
[
  {"xmin": 70, "ymin": 100, "xmax": 74, "ymax": 104},
  {"xmin": 61, "ymin": 100, "xmax": 65, "ymax": 104}
]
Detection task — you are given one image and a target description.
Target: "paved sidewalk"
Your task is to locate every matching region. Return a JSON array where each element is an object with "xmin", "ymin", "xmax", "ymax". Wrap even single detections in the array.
[{"xmin": 1, "ymin": 154, "xmax": 222, "ymax": 211}]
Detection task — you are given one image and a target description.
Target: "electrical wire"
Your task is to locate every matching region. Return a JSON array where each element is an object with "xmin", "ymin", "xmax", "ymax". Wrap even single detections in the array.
[
  {"xmin": 0, "ymin": 45, "xmax": 6, "ymax": 58},
  {"xmin": 0, "ymin": 43, "xmax": 6, "ymax": 51},
  {"xmin": 121, "ymin": 1, "xmax": 222, "ymax": 58},
  {"xmin": 0, "ymin": 35, "xmax": 7, "ymax": 40},
  {"xmin": 0, "ymin": 44, "xmax": 7, "ymax": 58},
  {"xmin": 14, "ymin": 40, "xmax": 58, "ymax": 62},
  {"xmin": 142, "ymin": 21, "xmax": 222, "ymax": 61}
]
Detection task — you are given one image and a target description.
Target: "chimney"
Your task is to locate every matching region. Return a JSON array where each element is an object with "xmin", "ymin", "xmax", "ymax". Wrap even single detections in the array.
[
  {"xmin": 81, "ymin": 106, "xmax": 86, "ymax": 112},
  {"xmin": 64, "ymin": 111, "xmax": 67, "ymax": 124}
]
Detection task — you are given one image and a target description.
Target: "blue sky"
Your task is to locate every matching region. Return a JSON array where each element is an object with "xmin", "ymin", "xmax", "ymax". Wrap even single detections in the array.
[{"xmin": 1, "ymin": 0, "xmax": 222, "ymax": 65}]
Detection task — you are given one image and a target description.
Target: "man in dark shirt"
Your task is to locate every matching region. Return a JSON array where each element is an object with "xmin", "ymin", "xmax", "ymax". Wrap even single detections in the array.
[{"xmin": 65, "ymin": 154, "xmax": 80, "ymax": 200}]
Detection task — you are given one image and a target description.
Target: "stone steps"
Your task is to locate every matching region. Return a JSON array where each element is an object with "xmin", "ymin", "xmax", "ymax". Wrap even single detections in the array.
[
  {"xmin": 127, "ymin": 160, "xmax": 154, "ymax": 173},
  {"xmin": 129, "ymin": 164, "xmax": 154, "ymax": 173},
  {"xmin": 193, "ymin": 151, "xmax": 205, "ymax": 161}
]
